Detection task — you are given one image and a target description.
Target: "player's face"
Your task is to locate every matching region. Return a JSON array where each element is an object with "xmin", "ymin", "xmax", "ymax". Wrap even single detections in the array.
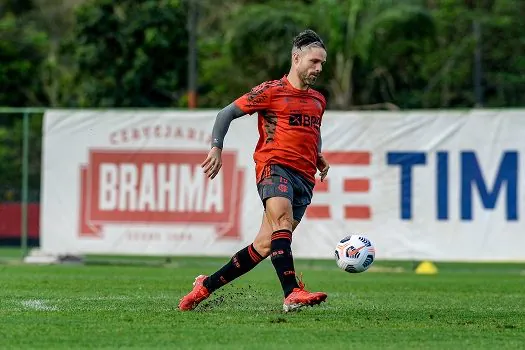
[{"xmin": 296, "ymin": 47, "xmax": 327, "ymax": 87}]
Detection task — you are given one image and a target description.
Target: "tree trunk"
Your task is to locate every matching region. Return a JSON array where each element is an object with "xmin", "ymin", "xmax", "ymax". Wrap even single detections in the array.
[{"xmin": 328, "ymin": 53, "xmax": 354, "ymax": 109}]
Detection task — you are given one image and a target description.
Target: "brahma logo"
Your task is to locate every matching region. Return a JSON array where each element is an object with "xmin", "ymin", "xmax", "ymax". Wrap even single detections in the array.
[{"xmin": 79, "ymin": 149, "xmax": 244, "ymax": 239}]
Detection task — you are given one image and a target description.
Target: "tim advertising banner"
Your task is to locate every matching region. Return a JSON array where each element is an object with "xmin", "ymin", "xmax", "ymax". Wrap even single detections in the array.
[{"xmin": 40, "ymin": 109, "xmax": 525, "ymax": 261}]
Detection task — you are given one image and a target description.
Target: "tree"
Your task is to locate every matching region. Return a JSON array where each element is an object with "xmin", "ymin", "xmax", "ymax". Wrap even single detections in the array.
[
  {"xmin": 0, "ymin": 0, "xmax": 33, "ymax": 16},
  {"xmin": 197, "ymin": 0, "xmax": 437, "ymax": 110},
  {"xmin": 0, "ymin": 114, "xmax": 42, "ymax": 201},
  {"xmin": 0, "ymin": 13, "xmax": 49, "ymax": 107},
  {"xmin": 479, "ymin": 0, "xmax": 525, "ymax": 107},
  {"xmin": 197, "ymin": 0, "xmax": 312, "ymax": 107},
  {"xmin": 69, "ymin": 0, "xmax": 189, "ymax": 107},
  {"xmin": 312, "ymin": 0, "xmax": 436, "ymax": 109},
  {"xmin": 27, "ymin": 0, "xmax": 88, "ymax": 107}
]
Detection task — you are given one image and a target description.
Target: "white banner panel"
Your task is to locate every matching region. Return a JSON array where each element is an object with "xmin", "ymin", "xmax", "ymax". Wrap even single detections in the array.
[{"xmin": 40, "ymin": 109, "xmax": 525, "ymax": 261}]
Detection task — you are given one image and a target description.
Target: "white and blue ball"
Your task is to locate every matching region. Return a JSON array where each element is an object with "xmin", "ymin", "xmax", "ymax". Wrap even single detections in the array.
[{"xmin": 334, "ymin": 235, "xmax": 375, "ymax": 273}]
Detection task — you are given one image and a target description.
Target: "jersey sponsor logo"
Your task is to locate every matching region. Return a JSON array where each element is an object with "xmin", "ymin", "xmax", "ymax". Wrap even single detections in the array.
[{"xmin": 288, "ymin": 114, "xmax": 321, "ymax": 130}]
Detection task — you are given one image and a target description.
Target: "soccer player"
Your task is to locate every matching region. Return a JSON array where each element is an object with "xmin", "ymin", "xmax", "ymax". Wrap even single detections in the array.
[{"xmin": 178, "ymin": 29, "xmax": 330, "ymax": 312}]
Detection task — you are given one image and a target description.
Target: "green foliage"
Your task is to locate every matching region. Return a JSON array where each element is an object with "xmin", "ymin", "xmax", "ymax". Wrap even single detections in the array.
[
  {"xmin": 69, "ymin": 0, "xmax": 189, "ymax": 107},
  {"xmin": 228, "ymin": 3, "xmax": 310, "ymax": 82},
  {"xmin": 1, "ymin": 0, "xmax": 525, "ymax": 196},
  {"xmin": 0, "ymin": 13, "xmax": 49, "ymax": 107},
  {"xmin": 197, "ymin": 0, "xmax": 525, "ymax": 109},
  {"xmin": 0, "ymin": 0, "xmax": 34, "ymax": 16},
  {"xmin": 311, "ymin": 0, "xmax": 437, "ymax": 109},
  {"xmin": 480, "ymin": 0, "xmax": 525, "ymax": 107},
  {"xmin": 0, "ymin": 114, "xmax": 42, "ymax": 201},
  {"xmin": 197, "ymin": 0, "xmax": 313, "ymax": 107},
  {"xmin": 2, "ymin": 0, "xmax": 525, "ymax": 110}
]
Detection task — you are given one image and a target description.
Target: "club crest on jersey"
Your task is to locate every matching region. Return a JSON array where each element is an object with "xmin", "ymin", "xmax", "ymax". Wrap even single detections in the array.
[{"xmin": 278, "ymin": 184, "xmax": 288, "ymax": 193}]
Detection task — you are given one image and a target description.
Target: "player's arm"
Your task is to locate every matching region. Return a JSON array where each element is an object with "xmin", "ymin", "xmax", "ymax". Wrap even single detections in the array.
[
  {"xmin": 211, "ymin": 103, "xmax": 246, "ymax": 150},
  {"xmin": 202, "ymin": 103, "xmax": 246, "ymax": 179},
  {"xmin": 202, "ymin": 81, "xmax": 273, "ymax": 180}
]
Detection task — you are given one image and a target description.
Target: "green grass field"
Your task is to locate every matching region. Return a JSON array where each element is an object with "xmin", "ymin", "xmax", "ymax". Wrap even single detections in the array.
[{"xmin": 1, "ymin": 248, "xmax": 524, "ymax": 349}]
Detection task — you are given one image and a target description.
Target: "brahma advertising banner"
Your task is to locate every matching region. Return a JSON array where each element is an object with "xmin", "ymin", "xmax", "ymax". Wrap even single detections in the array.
[{"xmin": 40, "ymin": 109, "xmax": 525, "ymax": 261}]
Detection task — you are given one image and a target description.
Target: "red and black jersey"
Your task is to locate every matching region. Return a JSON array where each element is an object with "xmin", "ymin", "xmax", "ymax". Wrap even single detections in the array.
[{"xmin": 234, "ymin": 75, "xmax": 326, "ymax": 184}]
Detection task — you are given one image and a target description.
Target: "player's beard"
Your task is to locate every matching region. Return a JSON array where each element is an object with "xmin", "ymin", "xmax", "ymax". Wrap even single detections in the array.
[{"xmin": 300, "ymin": 70, "xmax": 318, "ymax": 87}]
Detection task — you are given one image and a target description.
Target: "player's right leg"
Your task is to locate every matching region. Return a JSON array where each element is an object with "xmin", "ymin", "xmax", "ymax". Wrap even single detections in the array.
[
  {"xmin": 178, "ymin": 214, "xmax": 270, "ymax": 311},
  {"xmin": 264, "ymin": 197, "xmax": 326, "ymax": 312}
]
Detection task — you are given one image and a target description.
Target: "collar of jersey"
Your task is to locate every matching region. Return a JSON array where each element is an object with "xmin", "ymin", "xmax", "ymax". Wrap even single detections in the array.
[{"xmin": 282, "ymin": 75, "xmax": 311, "ymax": 93}]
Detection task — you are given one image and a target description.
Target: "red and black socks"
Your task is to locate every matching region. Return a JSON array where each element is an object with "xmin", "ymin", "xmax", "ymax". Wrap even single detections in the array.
[
  {"xmin": 204, "ymin": 244, "xmax": 263, "ymax": 293},
  {"xmin": 270, "ymin": 229, "xmax": 299, "ymax": 297}
]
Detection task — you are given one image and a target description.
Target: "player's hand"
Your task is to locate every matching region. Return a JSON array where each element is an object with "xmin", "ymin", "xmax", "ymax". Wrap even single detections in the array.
[
  {"xmin": 317, "ymin": 153, "xmax": 330, "ymax": 182},
  {"xmin": 201, "ymin": 147, "xmax": 223, "ymax": 179}
]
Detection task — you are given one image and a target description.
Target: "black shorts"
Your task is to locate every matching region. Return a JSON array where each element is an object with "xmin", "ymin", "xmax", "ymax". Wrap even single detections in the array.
[{"xmin": 256, "ymin": 164, "xmax": 314, "ymax": 222}]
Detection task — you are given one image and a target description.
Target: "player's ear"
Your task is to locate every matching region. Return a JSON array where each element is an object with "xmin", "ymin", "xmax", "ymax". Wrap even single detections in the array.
[{"xmin": 292, "ymin": 51, "xmax": 300, "ymax": 65}]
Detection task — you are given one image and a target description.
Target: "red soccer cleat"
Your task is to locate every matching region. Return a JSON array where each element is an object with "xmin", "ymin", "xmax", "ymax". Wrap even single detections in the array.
[
  {"xmin": 178, "ymin": 275, "xmax": 211, "ymax": 311},
  {"xmin": 283, "ymin": 274, "xmax": 327, "ymax": 312}
]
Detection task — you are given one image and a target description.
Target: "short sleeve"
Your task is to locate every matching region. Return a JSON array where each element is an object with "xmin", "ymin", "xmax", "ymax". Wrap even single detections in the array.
[{"xmin": 234, "ymin": 81, "xmax": 274, "ymax": 115}]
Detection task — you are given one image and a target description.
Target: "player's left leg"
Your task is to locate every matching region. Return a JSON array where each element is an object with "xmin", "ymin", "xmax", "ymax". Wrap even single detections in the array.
[
  {"xmin": 178, "ymin": 167, "xmax": 295, "ymax": 312},
  {"xmin": 202, "ymin": 213, "xmax": 272, "ymax": 293},
  {"xmin": 201, "ymin": 211, "xmax": 302, "ymax": 293},
  {"xmin": 178, "ymin": 214, "xmax": 270, "ymax": 311}
]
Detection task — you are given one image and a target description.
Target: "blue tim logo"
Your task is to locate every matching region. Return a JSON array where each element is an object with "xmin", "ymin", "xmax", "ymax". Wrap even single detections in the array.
[{"xmin": 387, "ymin": 150, "xmax": 519, "ymax": 221}]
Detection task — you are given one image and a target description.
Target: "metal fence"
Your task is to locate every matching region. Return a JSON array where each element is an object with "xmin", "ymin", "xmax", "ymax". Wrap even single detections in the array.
[{"xmin": 0, "ymin": 108, "xmax": 46, "ymax": 259}]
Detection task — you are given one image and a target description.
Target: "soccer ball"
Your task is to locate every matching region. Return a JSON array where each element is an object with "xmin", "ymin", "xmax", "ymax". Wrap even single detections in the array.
[{"xmin": 334, "ymin": 235, "xmax": 375, "ymax": 273}]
